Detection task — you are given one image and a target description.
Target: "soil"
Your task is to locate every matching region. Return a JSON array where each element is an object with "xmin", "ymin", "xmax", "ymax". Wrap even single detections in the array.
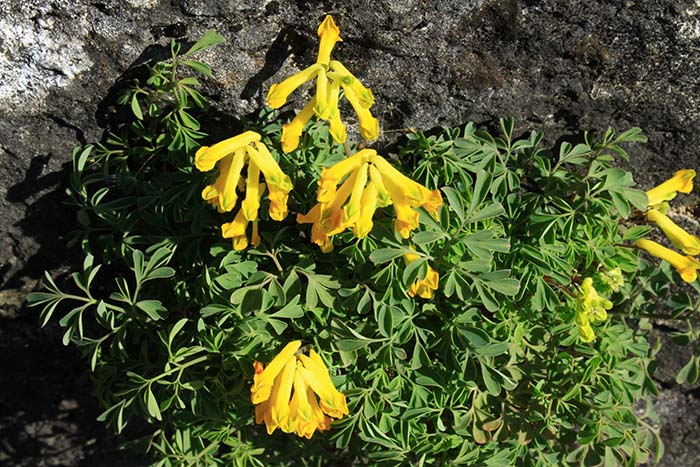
[{"xmin": 2, "ymin": 0, "xmax": 700, "ymax": 465}]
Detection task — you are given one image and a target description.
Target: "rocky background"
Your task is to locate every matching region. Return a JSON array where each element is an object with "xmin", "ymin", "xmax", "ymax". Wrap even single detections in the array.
[{"xmin": 1, "ymin": 0, "xmax": 700, "ymax": 465}]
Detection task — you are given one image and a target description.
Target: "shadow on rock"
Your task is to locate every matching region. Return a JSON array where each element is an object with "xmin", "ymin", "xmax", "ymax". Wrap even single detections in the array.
[{"xmin": 3, "ymin": 156, "xmax": 76, "ymax": 289}]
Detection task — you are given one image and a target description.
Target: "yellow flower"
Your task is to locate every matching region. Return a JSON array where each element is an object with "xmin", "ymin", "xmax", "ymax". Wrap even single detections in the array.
[
  {"xmin": 636, "ymin": 239, "xmax": 700, "ymax": 283},
  {"xmin": 267, "ymin": 15, "xmax": 378, "ymax": 152},
  {"xmin": 281, "ymin": 99, "xmax": 315, "ymax": 153},
  {"xmin": 404, "ymin": 252, "xmax": 440, "ymax": 299},
  {"xmin": 646, "ymin": 169, "xmax": 695, "ymax": 208},
  {"xmin": 574, "ymin": 278, "xmax": 612, "ymax": 342},
  {"xmin": 266, "ymin": 63, "xmax": 324, "ymax": 110},
  {"xmin": 251, "ymin": 342, "xmax": 347, "ymax": 438},
  {"xmin": 316, "ymin": 15, "xmax": 341, "ymax": 66},
  {"xmin": 200, "ymin": 148, "xmax": 247, "ymax": 212},
  {"xmin": 195, "ymin": 130, "xmax": 260, "ymax": 172},
  {"xmin": 251, "ymin": 341, "xmax": 301, "ymax": 405},
  {"xmin": 646, "ymin": 209, "xmax": 700, "ymax": 255},
  {"xmin": 196, "ymin": 133, "xmax": 293, "ymax": 249},
  {"xmin": 297, "ymin": 350, "xmax": 349, "ymax": 419},
  {"xmin": 297, "ymin": 149, "xmax": 443, "ymax": 251}
]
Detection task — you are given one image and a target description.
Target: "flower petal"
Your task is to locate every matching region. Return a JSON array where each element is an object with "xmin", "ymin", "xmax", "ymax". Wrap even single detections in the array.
[
  {"xmin": 281, "ymin": 98, "xmax": 316, "ymax": 153},
  {"xmin": 647, "ymin": 209, "xmax": 700, "ymax": 255},
  {"xmin": 250, "ymin": 340, "xmax": 301, "ymax": 404},
  {"xmin": 267, "ymin": 63, "xmax": 323, "ymax": 109},
  {"xmin": 195, "ymin": 131, "xmax": 260, "ymax": 172},
  {"xmin": 316, "ymin": 15, "xmax": 342, "ymax": 65}
]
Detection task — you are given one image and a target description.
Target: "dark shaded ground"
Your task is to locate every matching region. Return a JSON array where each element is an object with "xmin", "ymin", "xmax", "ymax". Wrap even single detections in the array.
[{"xmin": 2, "ymin": 0, "xmax": 700, "ymax": 465}]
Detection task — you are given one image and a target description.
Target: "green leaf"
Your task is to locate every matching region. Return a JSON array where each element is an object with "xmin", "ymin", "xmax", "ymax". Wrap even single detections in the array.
[
  {"xmin": 136, "ymin": 300, "xmax": 167, "ymax": 320},
  {"xmin": 624, "ymin": 188, "xmax": 648, "ymax": 211},
  {"xmin": 269, "ymin": 295, "xmax": 304, "ymax": 319},
  {"xmin": 442, "ymin": 186, "xmax": 465, "ymax": 222},
  {"xmin": 412, "ymin": 230, "xmax": 445, "ymax": 244},
  {"xmin": 676, "ymin": 356, "xmax": 699, "ymax": 384},
  {"xmin": 336, "ymin": 339, "xmax": 372, "ymax": 352},
  {"xmin": 182, "ymin": 60, "xmax": 212, "ymax": 77},
  {"xmin": 369, "ymin": 248, "xmax": 406, "ymax": 264},
  {"xmin": 465, "ymin": 202, "xmax": 505, "ymax": 223},
  {"xmin": 402, "ymin": 256, "xmax": 427, "ymax": 287},
  {"xmin": 168, "ymin": 318, "xmax": 188, "ymax": 347},
  {"xmin": 146, "ymin": 387, "xmax": 162, "ymax": 420},
  {"xmin": 131, "ymin": 93, "xmax": 143, "ymax": 120},
  {"xmin": 184, "ymin": 30, "xmax": 226, "ymax": 56}
]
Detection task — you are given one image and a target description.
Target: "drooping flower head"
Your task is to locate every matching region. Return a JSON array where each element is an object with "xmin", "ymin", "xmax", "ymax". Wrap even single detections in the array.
[
  {"xmin": 266, "ymin": 15, "xmax": 379, "ymax": 152},
  {"xmin": 646, "ymin": 209, "xmax": 700, "ymax": 255},
  {"xmin": 599, "ymin": 267, "xmax": 625, "ymax": 293},
  {"xmin": 251, "ymin": 341, "xmax": 348, "ymax": 438},
  {"xmin": 645, "ymin": 169, "xmax": 695, "ymax": 209},
  {"xmin": 297, "ymin": 149, "xmax": 442, "ymax": 252},
  {"xmin": 404, "ymin": 252, "xmax": 440, "ymax": 299},
  {"xmin": 574, "ymin": 277, "xmax": 612, "ymax": 342},
  {"xmin": 195, "ymin": 131, "xmax": 293, "ymax": 250},
  {"xmin": 636, "ymin": 239, "xmax": 700, "ymax": 283}
]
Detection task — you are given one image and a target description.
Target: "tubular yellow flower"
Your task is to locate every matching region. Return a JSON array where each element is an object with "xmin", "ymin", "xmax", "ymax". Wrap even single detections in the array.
[
  {"xmin": 322, "ymin": 169, "xmax": 358, "ymax": 236},
  {"xmin": 267, "ymin": 63, "xmax": 323, "ymax": 109},
  {"xmin": 249, "ymin": 141, "xmax": 293, "ymax": 195},
  {"xmin": 647, "ymin": 209, "xmax": 700, "ymax": 255},
  {"xmin": 394, "ymin": 202, "xmax": 420, "ymax": 239},
  {"xmin": 353, "ymin": 180, "xmax": 378, "ymax": 238},
  {"xmin": 200, "ymin": 148, "xmax": 247, "ymax": 212},
  {"xmin": 297, "ymin": 350, "xmax": 348, "ymax": 419},
  {"xmin": 195, "ymin": 131, "xmax": 260, "ymax": 172},
  {"xmin": 290, "ymin": 364, "xmax": 316, "ymax": 439},
  {"xmin": 646, "ymin": 169, "xmax": 695, "ymax": 208},
  {"xmin": 327, "ymin": 80, "xmax": 347, "ymax": 144},
  {"xmin": 221, "ymin": 209, "xmax": 251, "ymax": 250},
  {"xmin": 576, "ymin": 278, "xmax": 611, "ymax": 322},
  {"xmin": 343, "ymin": 84, "xmax": 380, "ymax": 141},
  {"xmin": 251, "ymin": 343, "xmax": 347, "ymax": 438},
  {"xmin": 281, "ymin": 98, "xmax": 316, "ymax": 153},
  {"xmin": 329, "ymin": 60, "xmax": 375, "ymax": 108},
  {"xmin": 368, "ymin": 165, "xmax": 392, "ymax": 207},
  {"xmin": 241, "ymin": 160, "xmax": 261, "ymax": 221},
  {"xmin": 314, "ymin": 67, "xmax": 329, "ymax": 119},
  {"xmin": 575, "ymin": 312, "xmax": 596, "ymax": 343},
  {"xmin": 316, "ymin": 15, "xmax": 341, "ymax": 65},
  {"xmin": 573, "ymin": 278, "xmax": 612, "ymax": 342},
  {"xmin": 341, "ymin": 162, "xmax": 369, "ymax": 227},
  {"xmin": 370, "ymin": 153, "xmax": 443, "ymax": 218},
  {"xmin": 636, "ymin": 239, "xmax": 700, "ymax": 283},
  {"xmin": 270, "ymin": 357, "xmax": 297, "ymax": 433},
  {"xmin": 404, "ymin": 252, "xmax": 440, "ymax": 299},
  {"xmin": 251, "ymin": 341, "xmax": 301, "ymax": 405}
]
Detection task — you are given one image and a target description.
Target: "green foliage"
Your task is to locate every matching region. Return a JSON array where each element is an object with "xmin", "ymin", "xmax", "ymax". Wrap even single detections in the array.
[{"xmin": 28, "ymin": 31, "xmax": 700, "ymax": 467}]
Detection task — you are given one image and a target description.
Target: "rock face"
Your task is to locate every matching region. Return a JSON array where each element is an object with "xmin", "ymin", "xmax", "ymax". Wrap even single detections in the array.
[{"xmin": 1, "ymin": 0, "xmax": 699, "ymax": 465}]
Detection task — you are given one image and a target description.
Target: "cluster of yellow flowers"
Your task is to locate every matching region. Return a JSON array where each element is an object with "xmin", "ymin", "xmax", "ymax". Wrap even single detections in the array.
[
  {"xmin": 251, "ymin": 341, "xmax": 348, "ymax": 438},
  {"xmin": 297, "ymin": 148, "xmax": 442, "ymax": 252},
  {"xmin": 574, "ymin": 277, "xmax": 613, "ymax": 342},
  {"xmin": 266, "ymin": 16, "xmax": 379, "ymax": 152},
  {"xmin": 194, "ymin": 15, "xmax": 442, "ymax": 297},
  {"xmin": 635, "ymin": 170, "xmax": 700, "ymax": 282},
  {"xmin": 195, "ymin": 131, "xmax": 294, "ymax": 250}
]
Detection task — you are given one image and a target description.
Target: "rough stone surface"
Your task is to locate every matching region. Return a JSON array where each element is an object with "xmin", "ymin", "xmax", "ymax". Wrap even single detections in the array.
[{"xmin": 2, "ymin": 0, "xmax": 700, "ymax": 465}]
